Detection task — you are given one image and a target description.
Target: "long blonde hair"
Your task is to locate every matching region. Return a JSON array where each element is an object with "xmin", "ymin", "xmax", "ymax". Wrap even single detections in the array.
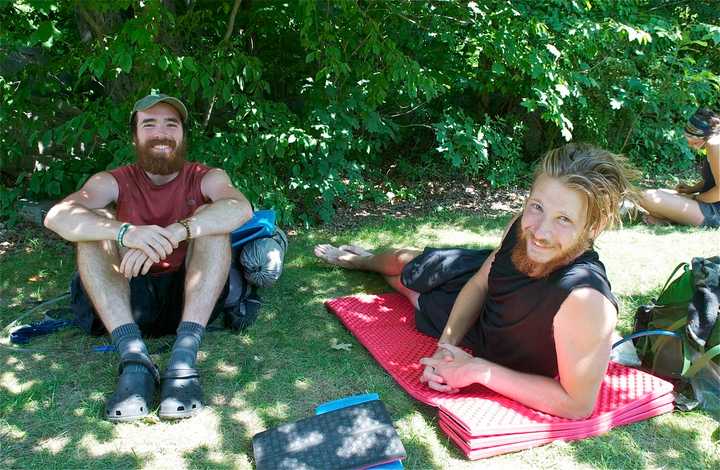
[{"xmin": 535, "ymin": 143, "xmax": 639, "ymax": 236}]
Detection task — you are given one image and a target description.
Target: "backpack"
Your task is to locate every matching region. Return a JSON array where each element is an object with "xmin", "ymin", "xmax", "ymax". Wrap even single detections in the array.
[{"xmin": 614, "ymin": 258, "xmax": 720, "ymax": 411}]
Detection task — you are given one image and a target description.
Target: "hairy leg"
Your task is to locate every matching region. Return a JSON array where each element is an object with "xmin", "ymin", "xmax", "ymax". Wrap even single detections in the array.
[
  {"xmin": 159, "ymin": 231, "xmax": 230, "ymax": 418},
  {"xmin": 76, "ymin": 209, "xmax": 133, "ymax": 331},
  {"xmin": 315, "ymin": 244, "xmax": 422, "ymax": 305},
  {"xmin": 639, "ymin": 189, "xmax": 704, "ymax": 226},
  {"xmin": 182, "ymin": 233, "xmax": 231, "ymax": 325},
  {"xmin": 315, "ymin": 244, "xmax": 421, "ymax": 274},
  {"xmin": 77, "ymin": 210, "xmax": 156, "ymax": 422},
  {"xmin": 384, "ymin": 275, "xmax": 420, "ymax": 309}
]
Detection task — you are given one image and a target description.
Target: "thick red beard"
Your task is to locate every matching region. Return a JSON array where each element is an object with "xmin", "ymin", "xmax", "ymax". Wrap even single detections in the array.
[
  {"xmin": 135, "ymin": 138, "xmax": 187, "ymax": 176},
  {"xmin": 511, "ymin": 225, "xmax": 591, "ymax": 278}
]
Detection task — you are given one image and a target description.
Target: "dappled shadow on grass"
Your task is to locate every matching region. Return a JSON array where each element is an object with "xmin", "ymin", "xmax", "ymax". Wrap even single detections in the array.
[
  {"xmin": 187, "ymin": 264, "xmax": 441, "ymax": 468},
  {"xmin": 0, "ymin": 341, "xmax": 145, "ymax": 469},
  {"xmin": 0, "ymin": 234, "xmax": 441, "ymax": 468},
  {"xmin": 176, "ymin": 233, "xmax": 455, "ymax": 467},
  {"xmin": 620, "ymin": 218, "xmax": 712, "ymax": 236},
  {"xmin": 569, "ymin": 413, "xmax": 720, "ymax": 469},
  {"xmin": 1, "ymin": 234, "xmax": 148, "ymax": 468},
  {"xmin": 298, "ymin": 211, "xmax": 512, "ymax": 250},
  {"xmin": 193, "ymin": 232, "xmax": 717, "ymax": 468},
  {"xmin": 1, "ymin": 216, "xmax": 718, "ymax": 468},
  {"xmin": 182, "ymin": 445, "xmax": 238, "ymax": 470}
]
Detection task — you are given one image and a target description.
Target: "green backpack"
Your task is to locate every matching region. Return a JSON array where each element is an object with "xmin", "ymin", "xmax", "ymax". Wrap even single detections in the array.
[{"xmin": 616, "ymin": 259, "xmax": 720, "ymax": 381}]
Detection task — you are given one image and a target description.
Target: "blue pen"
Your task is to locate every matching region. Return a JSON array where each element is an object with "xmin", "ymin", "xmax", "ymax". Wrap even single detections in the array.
[{"xmin": 93, "ymin": 345, "xmax": 115, "ymax": 352}]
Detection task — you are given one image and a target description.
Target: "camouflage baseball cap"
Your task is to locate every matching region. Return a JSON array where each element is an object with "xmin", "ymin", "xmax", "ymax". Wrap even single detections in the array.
[{"xmin": 130, "ymin": 93, "xmax": 188, "ymax": 124}]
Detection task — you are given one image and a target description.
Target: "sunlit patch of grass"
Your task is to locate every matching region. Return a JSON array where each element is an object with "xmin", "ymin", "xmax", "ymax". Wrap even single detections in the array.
[{"xmin": 0, "ymin": 215, "xmax": 717, "ymax": 469}]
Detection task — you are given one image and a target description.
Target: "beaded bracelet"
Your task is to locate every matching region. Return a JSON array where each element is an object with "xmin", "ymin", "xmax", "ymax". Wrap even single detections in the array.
[
  {"xmin": 117, "ymin": 223, "xmax": 131, "ymax": 248},
  {"xmin": 178, "ymin": 218, "xmax": 192, "ymax": 240}
]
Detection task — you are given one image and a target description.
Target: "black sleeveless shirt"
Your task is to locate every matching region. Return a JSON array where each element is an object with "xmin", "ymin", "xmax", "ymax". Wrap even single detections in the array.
[
  {"xmin": 700, "ymin": 158, "xmax": 715, "ymax": 193},
  {"xmin": 476, "ymin": 219, "xmax": 618, "ymax": 377}
]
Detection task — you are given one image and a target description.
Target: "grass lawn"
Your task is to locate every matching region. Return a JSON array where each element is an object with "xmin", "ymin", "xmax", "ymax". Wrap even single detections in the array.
[{"xmin": 1, "ymin": 211, "xmax": 719, "ymax": 469}]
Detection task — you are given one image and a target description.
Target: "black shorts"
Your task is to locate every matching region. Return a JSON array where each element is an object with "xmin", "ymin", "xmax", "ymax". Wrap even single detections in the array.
[
  {"xmin": 400, "ymin": 247, "xmax": 491, "ymax": 352},
  {"xmin": 70, "ymin": 268, "xmax": 229, "ymax": 337},
  {"xmin": 698, "ymin": 201, "xmax": 720, "ymax": 228}
]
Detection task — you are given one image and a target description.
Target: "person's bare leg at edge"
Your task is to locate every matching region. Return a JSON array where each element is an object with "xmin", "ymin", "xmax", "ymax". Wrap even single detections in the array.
[{"xmin": 315, "ymin": 244, "xmax": 421, "ymax": 308}]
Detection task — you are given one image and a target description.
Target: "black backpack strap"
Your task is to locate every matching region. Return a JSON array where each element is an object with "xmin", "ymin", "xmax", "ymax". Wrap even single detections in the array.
[
  {"xmin": 612, "ymin": 329, "xmax": 682, "ymax": 350},
  {"xmin": 613, "ymin": 329, "xmax": 694, "ymax": 377}
]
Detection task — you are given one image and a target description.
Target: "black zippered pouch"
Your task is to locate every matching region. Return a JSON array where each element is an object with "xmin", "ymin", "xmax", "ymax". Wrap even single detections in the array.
[{"xmin": 252, "ymin": 399, "xmax": 406, "ymax": 470}]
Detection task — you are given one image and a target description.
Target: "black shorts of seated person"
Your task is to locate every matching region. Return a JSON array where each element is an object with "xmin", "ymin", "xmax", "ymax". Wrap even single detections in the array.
[
  {"xmin": 70, "ymin": 268, "xmax": 229, "ymax": 336},
  {"xmin": 698, "ymin": 201, "xmax": 720, "ymax": 228},
  {"xmin": 400, "ymin": 247, "xmax": 491, "ymax": 352}
]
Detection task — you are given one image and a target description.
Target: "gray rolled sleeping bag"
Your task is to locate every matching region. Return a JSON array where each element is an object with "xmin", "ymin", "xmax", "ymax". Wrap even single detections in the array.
[{"xmin": 238, "ymin": 228, "xmax": 288, "ymax": 288}]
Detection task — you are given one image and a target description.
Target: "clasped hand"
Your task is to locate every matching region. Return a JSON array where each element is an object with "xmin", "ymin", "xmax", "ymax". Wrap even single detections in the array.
[
  {"xmin": 119, "ymin": 225, "xmax": 180, "ymax": 278},
  {"xmin": 419, "ymin": 343, "xmax": 478, "ymax": 393}
]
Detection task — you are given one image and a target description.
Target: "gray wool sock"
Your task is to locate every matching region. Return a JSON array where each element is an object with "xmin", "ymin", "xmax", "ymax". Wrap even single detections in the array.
[
  {"xmin": 111, "ymin": 323, "xmax": 151, "ymax": 376},
  {"xmin": 168, "ymin": 321, "xmax": 205, "ymax": 370}
]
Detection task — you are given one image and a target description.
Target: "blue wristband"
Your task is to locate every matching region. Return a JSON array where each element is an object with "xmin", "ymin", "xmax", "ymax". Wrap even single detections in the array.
[{"xmin": 117, "ymin": 223, "xmax": 131, "ymax": 248}]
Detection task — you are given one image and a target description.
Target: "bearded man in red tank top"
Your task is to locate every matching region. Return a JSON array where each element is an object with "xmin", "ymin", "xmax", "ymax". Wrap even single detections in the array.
[{"xmin": 44, "ymin": 93, "xmax": 252, "ymax": 422}]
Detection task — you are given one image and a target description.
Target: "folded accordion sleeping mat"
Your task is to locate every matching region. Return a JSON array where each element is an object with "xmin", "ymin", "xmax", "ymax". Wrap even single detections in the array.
[{"xmin": 325, "ymin": 293, "xmax": 675, "ymax": 459}]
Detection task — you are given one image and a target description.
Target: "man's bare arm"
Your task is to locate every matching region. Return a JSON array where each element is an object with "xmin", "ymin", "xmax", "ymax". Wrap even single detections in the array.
[
  {"xmin": 423, "ymin": 288, "xmax": 616, "ymax": 419},
  {"xmin": 439, "ymin": 252, "xmax": 494, "ymax": 346},
  {"xmin": 165, "ymin": 168, "xmax": 253, "ymax": 242},
  {"xmin": 421, "ymin": 215, "xmax": 519, "ymax": 391},
  {"xmin": 45, "ymin": 172, "xmax": 178, "ymax": 262},
  {"xmin": 439, "ymin": 214, "xmax": 518, "ymax": 346},
  {"xmin": 419, "ymin": 253, "xmax": 494, "ymax": 392},
  {"xmin": 44, "ymin": 172, "xmax": 122, "ymax": 241}
]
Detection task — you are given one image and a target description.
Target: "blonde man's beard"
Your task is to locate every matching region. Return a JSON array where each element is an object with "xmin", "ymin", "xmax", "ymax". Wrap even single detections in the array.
[{"xmin": 511, "ymin": 225, "xmax": 591, "ymax": 278}]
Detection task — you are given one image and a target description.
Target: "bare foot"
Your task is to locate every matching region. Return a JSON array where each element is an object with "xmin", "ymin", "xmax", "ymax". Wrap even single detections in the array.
[
  {"xmin": 314, "ymin": 244, "xmax": 372, "ymax": 269},
  {"xmin": 338, "ymin": 245, "xmax": 374, "ymax": 257},
  {"xmin": 619, "ymin": 199, "xmax": 640, "ymax": 219}
]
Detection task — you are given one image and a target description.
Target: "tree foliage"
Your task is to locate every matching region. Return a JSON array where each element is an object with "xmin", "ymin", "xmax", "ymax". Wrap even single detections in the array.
[{"xmin": 1, "ymin": 0, "xmax": 718, "ymax": 224}]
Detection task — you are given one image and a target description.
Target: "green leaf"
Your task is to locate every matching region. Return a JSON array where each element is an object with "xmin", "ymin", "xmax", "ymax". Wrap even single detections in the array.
[
  {"xmin": 48, "ymin": 180, "xmax": 61, "ymax": 196},
  {"xmin": 491, "ymin": 63, "xmax": 506, "ymax": 75},
  {"xmin": 90, "ymin": 57, "xmax": 105, "ymax": 79},
  {"xmin": 30, "ymin": 21, "xmax": 60, "ymax": 48},
  {"xmin": 77, "ymin": 59, "xmax": 88, "ymax": 76},
  {"xmin": 41, "ymin": 130, "xmax": 53, "ymax": 147},
  {"xmin": 530, "ymin": 60, "xmax": 544, "ymax": 79},
  {"xmin": 129, "ymin": 24, "xmax": 146, "ymax": 44},
  {"xmin": 706, "ymin": 27, "xmax": 720, "ymax": 45},
  {"xmin": 182, "ymin": 57, "xmax": 198, "ymax": 73},
  {"xmin": 29, "ymin": 177, "xmax": 41, "ymax": 195},
  {"xmin": 117, "ymin": 52, "xmax": 132, "ymax": 73}
]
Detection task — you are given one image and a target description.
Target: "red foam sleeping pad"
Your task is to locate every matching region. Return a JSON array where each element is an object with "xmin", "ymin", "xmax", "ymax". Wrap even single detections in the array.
[{"xmin": 325, "ymin": 293, "xmax": 674, "ymax": 459}]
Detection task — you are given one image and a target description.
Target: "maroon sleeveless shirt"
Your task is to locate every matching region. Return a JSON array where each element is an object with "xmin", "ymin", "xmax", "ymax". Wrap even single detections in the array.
[{"xmin": 109, "ymin": 162, "xmax": 211, "ymax": 274}]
